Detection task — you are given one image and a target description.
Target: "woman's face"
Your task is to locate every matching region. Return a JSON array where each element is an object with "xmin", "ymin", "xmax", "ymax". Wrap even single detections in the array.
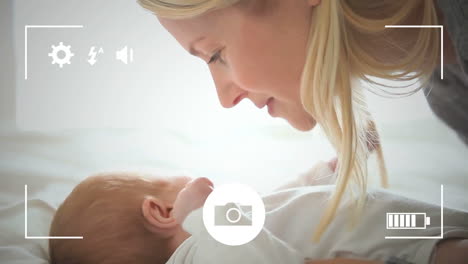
[{"xmin": 158, "ymin": 0, "xmax": 320, "ymax": 131}]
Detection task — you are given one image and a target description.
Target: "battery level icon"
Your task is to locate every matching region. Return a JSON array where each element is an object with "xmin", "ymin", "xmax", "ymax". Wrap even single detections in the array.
[{"xmin": 386, "ymin": 213, "xmax": 431, "ymax": 229}]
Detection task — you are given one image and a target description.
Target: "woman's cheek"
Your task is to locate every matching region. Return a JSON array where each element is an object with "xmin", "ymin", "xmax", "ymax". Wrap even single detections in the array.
[{"xmin": 229, "ymin": 56, "xmax": 274, "ymax": 95}]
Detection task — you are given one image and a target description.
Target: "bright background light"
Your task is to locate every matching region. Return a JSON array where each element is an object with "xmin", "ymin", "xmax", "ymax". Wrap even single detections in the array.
[
  {"xmin": 12, "ymin": 0, "xmax": 434, "ymax": 132},
  {"xmin": 15, "ymin": 0, "xmax": 288, "ymax": 132},
  {"xmin": 1, "ymin": 0, "xmax": 467, "ymax": 195}
]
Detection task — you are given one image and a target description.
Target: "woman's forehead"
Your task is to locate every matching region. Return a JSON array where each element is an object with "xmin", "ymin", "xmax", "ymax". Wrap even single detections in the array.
[{"xmin": 157, "ymin": 8, "xmax": 236, "ymax": 51}]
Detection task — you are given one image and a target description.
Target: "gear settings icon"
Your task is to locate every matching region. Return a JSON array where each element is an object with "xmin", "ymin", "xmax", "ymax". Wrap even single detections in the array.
[{"xmin": 48, "ymin": 42, "xmax": 74, "ymax": 68}]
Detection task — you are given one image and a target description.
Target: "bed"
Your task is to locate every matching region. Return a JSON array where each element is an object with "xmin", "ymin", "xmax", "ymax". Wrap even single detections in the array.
[{"xmin": 1, "ymin": 97, "xmax": 468, "ymax": 263}]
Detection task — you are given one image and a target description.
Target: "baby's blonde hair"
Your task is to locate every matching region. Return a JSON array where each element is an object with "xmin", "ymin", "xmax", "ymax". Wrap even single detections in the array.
[
  {"xmin": 49, "ymin": 173, "xmax": 170, "ymax": 264},
  {"xmin": 137, "ymin": 0, "xmax": 440, "ymax": 240}
]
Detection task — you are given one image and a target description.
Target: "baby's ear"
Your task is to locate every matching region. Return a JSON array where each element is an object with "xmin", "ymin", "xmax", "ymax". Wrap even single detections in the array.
[{"xmin": 141, "ymin": 197, "xmax": 177, "ymax": 234}]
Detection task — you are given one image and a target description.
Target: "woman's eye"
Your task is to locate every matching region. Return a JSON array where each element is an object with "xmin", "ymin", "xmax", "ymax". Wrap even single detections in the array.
[{"xmin": 208, "ymin": 49, "xmax": 223, "ymax": 65}]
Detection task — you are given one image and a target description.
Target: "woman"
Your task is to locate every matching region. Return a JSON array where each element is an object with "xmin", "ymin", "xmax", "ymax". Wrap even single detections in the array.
[{"xmin": 136, "ymin": 0, "xmax": 467, "ymax": 261}]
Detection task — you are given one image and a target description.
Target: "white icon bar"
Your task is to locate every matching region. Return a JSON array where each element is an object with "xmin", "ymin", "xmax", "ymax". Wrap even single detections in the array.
[
  {"xmin": 385, "ymin": 25, "xmax": 444, "ymax": 80},
  {"xmin": 24, "ymin": 185, "xmax": 83, "ymax": 240},
  {"xmin": 386, "ymin": 213, "xmax": 431, "ymax": 230}
]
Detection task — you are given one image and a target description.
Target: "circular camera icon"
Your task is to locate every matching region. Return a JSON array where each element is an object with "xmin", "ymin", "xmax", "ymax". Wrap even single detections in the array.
[{"xmin": 202, "ymin": 183, "xmax": 265, "ymax": 246}]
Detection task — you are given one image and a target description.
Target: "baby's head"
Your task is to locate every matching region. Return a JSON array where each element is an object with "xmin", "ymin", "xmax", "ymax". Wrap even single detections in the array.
[{"xmin": 49, "ymin": 172, "xmax": 193, "ymax": 264}]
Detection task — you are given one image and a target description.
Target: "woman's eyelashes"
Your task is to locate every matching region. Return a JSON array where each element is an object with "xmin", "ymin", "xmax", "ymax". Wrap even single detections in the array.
[{"xmin": 208, "ymin": 48, "xmax": 225, "ymax": 65}]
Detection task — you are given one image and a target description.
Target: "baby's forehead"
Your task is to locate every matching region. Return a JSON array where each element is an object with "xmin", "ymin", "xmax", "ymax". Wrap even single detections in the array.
[
  {"xmin": 75, "ymin": 173, "xmax": 162, "ymax": 195},
  {"xmin": 75, "ymin": 171, "xmax": 189, "ymax": 197},
  {"xmin": 85, "ymin": 171, "xmax": 163, "ymax": 183}
]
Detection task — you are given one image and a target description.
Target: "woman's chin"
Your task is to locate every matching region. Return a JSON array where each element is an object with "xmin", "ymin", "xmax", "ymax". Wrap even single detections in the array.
[{"xmin": 288, "ymin": 116, "xmax": 317, "ymax": 132}]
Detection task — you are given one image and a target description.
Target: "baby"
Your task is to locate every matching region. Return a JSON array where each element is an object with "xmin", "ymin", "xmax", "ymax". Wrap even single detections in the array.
[{"xmin": 49, "ymin": 163, "xmax": 468, "ymax": 264}]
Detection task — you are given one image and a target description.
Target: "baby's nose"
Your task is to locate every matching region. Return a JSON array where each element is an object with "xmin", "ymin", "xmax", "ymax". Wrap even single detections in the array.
[{"xmin": 187, "ymin": 177, "xmax": 214, "ymax": 190}]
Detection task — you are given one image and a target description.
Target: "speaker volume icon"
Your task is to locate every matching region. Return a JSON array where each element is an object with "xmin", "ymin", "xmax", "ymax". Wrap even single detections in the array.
[{"xmin": 116, "ymin": 46, "xmax": 134, "ymax": 64}]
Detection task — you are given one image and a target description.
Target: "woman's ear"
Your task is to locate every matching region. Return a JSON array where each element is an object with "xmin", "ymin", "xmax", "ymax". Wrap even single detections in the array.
[
  {"xmin": 142, "ymin": 197, "xmax": 177, "ymax": 233},
  {"xmin": 306, "ymin": 0, "xmax": 321, "ymax": 7}
]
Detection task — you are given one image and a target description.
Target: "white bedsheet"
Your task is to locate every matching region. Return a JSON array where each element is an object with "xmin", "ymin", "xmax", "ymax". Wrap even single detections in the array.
[{"xmin": 1, "ymin": 117, "xmax": 468, "ymax": 263}]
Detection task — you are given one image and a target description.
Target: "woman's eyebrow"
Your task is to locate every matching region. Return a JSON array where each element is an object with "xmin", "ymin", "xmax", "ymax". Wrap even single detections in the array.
[{"xmin": 188, "ymin": 36, "xmax": 206, "ymax": 56}]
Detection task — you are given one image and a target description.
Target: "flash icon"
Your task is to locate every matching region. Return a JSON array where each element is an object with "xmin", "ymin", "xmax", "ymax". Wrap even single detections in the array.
[{"xmin": 87, "ymin": 46, "xmax": 104, "ymax": 66}]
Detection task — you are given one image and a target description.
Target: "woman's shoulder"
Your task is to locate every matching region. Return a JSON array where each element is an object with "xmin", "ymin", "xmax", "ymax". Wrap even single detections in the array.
[{"xmin": 422, "ymin": 1, "xmax": 468, "ymax": 146}]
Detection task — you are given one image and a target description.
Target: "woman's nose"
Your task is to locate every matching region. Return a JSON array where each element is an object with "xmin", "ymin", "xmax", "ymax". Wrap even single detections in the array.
[
  {"xmin": 210, "ymin": 68, "xmax": 247, "ymax": 108},
  {"xmin": 217, "ymin": 84, "xmax": 247, "ymax": 108}
]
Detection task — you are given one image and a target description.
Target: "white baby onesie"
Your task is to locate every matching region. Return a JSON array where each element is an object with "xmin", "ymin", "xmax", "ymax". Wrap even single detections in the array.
[
  {"xmin": 166, "ymin": 185, "xmax": 468, "ymax": 264},
  {"xmin": 262, "ymin": 185, "xmax": 468, "ymax": 263},
  {"xmin": 165, "ymin": 205, "xmax": 304, "ymax": 264}
]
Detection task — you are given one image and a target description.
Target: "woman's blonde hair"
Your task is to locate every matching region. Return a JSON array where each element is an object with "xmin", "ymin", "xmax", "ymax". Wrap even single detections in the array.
[{"xmin": 137, "ymin": 0, "xmax": 440, "ymax": 240}]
